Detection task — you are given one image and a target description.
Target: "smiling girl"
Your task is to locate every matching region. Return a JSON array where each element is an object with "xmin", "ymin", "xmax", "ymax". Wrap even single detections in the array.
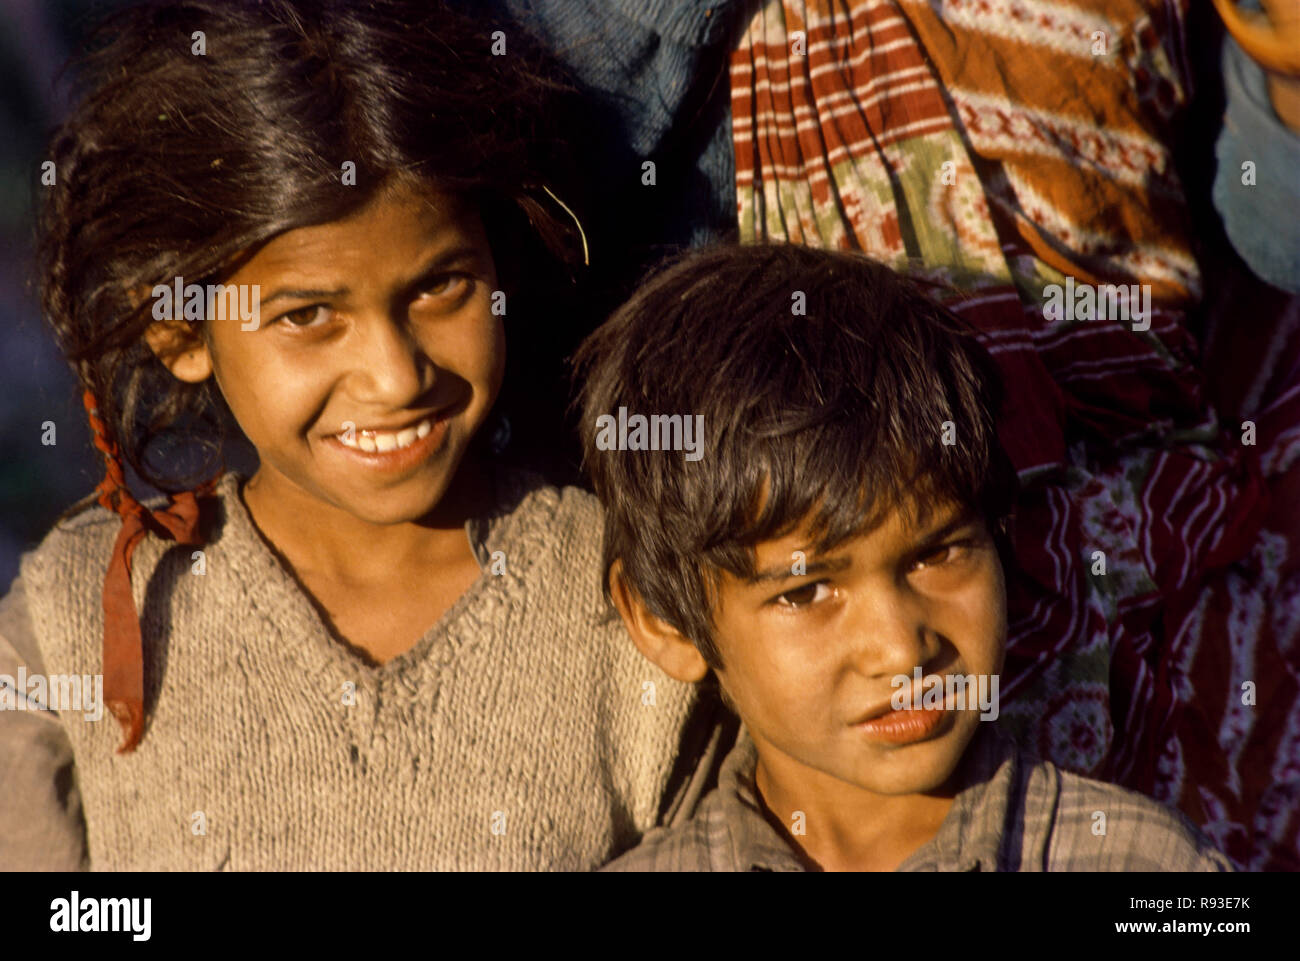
[{"xmin": 0, "ymin": 0, "xmax": 724, "ymax": 870}]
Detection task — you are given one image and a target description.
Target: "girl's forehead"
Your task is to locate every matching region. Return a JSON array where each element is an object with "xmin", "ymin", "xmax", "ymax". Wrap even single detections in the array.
[{"xmin": 233, "ymin": 182, "xmax": 481, "ymax": 275}]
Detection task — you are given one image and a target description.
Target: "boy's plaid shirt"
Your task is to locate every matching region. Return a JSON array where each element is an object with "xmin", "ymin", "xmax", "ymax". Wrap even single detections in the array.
[{"xmin": 603, "ymin": 723, "xmax": 1234, "ymax": 872}]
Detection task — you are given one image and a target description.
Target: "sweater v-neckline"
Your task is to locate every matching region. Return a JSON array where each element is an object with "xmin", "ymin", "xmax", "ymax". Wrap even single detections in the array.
[{"xmin": 215, "ymin": 471, "xmax": 513, "ymax": 688}]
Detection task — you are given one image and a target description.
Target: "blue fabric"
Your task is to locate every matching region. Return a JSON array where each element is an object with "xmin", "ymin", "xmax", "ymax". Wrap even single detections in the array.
[
  {"xmin": 1213, "ymin": 22, "xmax": 1300, "ymax": 293},
  {"xmin": 482, "ymin": 0, "xmax": 746, "ymax": 247}
]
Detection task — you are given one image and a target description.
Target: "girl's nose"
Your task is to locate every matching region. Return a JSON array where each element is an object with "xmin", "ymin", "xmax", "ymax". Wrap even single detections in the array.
[{"xmin": 348, "ymin": 314, "xmax": 431, "ymax": 406}]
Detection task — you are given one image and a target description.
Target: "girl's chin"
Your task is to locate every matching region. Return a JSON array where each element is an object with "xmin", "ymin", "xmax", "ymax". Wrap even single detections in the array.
[
  {"xmin": 325, "ymin": 485, "xmax": 452, "ymax": 526},
  {"xmin": 328, "ymin": 455, "xmax": 488, "ymax": 528},
  {"xmin": 251, "ymin": 424, "xmax": 484, "ymax": 526}
]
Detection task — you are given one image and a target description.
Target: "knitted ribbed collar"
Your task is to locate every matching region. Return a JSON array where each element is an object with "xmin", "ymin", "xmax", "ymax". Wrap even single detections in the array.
[{"xmin": 207, "ymin": 468, "xmax": 543, "ymax": 692}]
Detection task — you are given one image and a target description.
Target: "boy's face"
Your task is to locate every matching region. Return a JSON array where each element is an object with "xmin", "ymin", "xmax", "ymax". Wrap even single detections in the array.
[
  {"xmin": 709, "ymin": 499, "xmax": 1006, "ymax": 799},
  {"xmin": 152, "ymin": 179, "xmax": 504, "ymax": 526}
]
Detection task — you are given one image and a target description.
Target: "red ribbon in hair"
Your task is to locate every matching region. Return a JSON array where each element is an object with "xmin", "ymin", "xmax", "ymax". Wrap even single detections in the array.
[{"xmin": 82, "ymin": 389, "xmax": 215, "ymax": 753}]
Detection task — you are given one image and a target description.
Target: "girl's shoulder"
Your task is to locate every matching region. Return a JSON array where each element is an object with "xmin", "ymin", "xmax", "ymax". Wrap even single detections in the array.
[
  {"xmin": 17, "ymin": 479, "xmax": 256, "ymax": 625},
  {"xmin": 36, "ymin": 493, "xmax": 129, "ymax": 540},
  {"xmin": 18, "ymin": 469, "xmax": 603, "ymax": 587},
  {"xmin": 21, "ymin": 477, "xmax": 243, "ymax": 572},
  {"xmin": 488, "ymin": 466, "xmax": 602, "ymax": 525},
  {"xmin": 20, "ymin": 496, "xmax": 136, "ymax": 583},
  {"xmin": 473, "ymin": 467, "xmax": 607, "ymax": 576}
]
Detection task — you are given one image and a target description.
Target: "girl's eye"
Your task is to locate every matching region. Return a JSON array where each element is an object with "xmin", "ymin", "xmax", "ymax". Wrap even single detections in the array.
[
  {"xmin": 773, "ymin": 581, "xmax": 833, "ymax": 609},
  {"xmin": 420, "ymin": 274, "xmax": 469, "ymax": 300},
  {"xmin": 277, "ymin": 305, "xmax": 332, "ymax": 328}
]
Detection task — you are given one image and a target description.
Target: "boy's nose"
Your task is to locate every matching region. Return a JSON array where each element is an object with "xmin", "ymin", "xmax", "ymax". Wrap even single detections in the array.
[
  {"xmin": 348, "ymin": 315, "xmax": 432, "ymax": 406},
  {"xmin": 848, "ymin": 589, "xmax": 934, "ymax": 680}
]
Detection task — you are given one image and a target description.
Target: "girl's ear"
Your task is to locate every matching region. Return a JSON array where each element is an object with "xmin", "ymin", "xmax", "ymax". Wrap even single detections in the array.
[
  {"xmin": 144, "ymin": 319, "xmax": 213, "ymax": 383},
  {"xmin": 608, "ymin": 559, "xmax": 710, "ymax": 684}
]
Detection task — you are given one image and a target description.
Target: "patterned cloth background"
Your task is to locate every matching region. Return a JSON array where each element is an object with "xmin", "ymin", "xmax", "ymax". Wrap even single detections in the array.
[{"xmin": 730, "ymin": 0, "xmax": 1300, "ymax": 869}]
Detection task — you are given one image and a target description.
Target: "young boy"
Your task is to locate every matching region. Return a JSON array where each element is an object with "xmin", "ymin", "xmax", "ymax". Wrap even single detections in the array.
[{"xmin": 576, "ymin": 244, "xmax": 1233, "ymax": 872}]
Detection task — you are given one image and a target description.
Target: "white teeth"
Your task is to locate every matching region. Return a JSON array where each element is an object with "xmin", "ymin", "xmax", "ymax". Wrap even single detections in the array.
[{"xmin": 334, "ymin": 417, "xmax": 433, "ymax": 453}]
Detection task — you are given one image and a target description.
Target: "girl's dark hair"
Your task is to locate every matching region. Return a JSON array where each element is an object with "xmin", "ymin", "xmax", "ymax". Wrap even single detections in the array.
[
  {"xmin": 576, "ymin": 243, "xmax": 1021, "ymax": 670},
  {"xmin": 37, "ymin": 0, "xmax": 586, "ymax": 495}
]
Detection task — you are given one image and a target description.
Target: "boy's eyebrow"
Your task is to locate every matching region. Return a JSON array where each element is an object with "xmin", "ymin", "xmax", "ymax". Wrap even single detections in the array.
[
  {"xmin": 912, "ymin": 504, "xmax": 983, "ymax": 549},
  {"xmin": 259, "ymin": 244, "xmax": 485, "ymax": 308},
  {"xmin": 744, "ymin": 505, "xmax": 984, "ymax": 584},
  {"xmin": 747, "ymin": 556, "xmax": 851, "ymax": 585}
]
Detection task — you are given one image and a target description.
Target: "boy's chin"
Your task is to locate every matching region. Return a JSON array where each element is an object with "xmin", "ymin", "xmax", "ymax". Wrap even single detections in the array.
[
  {"xmin": 843, "ymin": 723, "xmax": 977, "ymax": 796},
  {"xmin": 850, "ymin": 756, "xmax": 962, "ymax": 797}
]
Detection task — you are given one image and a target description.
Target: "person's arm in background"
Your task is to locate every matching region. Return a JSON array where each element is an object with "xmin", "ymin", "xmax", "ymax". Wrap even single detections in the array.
[
  {"xmin": 1212, "ymin": 0, "xmax": 1300, "ymax": 292},
  {"xmin": 0, "ymin": 577, "xmax": 88, "ymax": 870}
]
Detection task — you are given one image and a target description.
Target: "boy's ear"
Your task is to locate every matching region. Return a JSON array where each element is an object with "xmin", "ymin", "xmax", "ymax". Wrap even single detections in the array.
[
  {"xmin": 608, "ymin": 559, "xmax": 710, "ymax": 684},
  {"xmin": 143, "ymin": 319, "xmax": 212, "ymax": 383}
]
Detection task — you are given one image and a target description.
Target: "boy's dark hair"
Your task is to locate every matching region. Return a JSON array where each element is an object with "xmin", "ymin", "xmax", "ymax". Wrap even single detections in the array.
[
  {"xmin": 575, "ymin": 243, "xmax": 1019, "ymax": 670},
  {"xmin": 36, "ymin": 0, "xmax": 586, "ymax": 492}
]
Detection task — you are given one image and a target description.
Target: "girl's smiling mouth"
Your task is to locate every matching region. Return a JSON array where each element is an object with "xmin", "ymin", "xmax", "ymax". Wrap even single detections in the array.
[
  {"xmin": 334, "ymin": 416, "xmax": 436, "ymax": 452},
  {"xmin": 321, "ymin": 411, "xmax": 452, "ymax": 472}
]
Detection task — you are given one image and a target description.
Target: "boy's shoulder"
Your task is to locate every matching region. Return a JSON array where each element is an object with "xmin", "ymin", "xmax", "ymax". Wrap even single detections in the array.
[
  {"xmin": 918, "ymin": 724, "xmax": 1234, "ymax": 872},
  {"xmin": 601, "ymin": 728, "xmax": 803, "ymax": 872},
  {"xmin": 1030, "ymin": 762, "xmax": 1235, "ymax": 872},
  {"xmin": 600, "ymin": 800, "xmax": 727, "ymax": 872},
  {"xmin": 601, "ymin": 724, "xmax": 1236, "ymax": 872}
]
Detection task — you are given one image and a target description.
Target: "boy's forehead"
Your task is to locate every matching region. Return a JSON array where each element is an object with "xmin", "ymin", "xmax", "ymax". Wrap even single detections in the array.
[{"xmin": 748, "ymin": 495, "xmax": 975, "ymax": 571}]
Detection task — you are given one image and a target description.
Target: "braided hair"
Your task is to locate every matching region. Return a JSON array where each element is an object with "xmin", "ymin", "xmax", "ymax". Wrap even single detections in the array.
[{"xmin": 35, "ymin": 0, "xmax": 586, "ymax": 750}]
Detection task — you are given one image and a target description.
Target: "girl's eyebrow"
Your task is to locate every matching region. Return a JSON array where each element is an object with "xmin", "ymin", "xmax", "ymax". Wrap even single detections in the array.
[
  {"xmin": 259, "ymin": 244, "xmax": 485, "ymax": 308},
  {"xmin": 261, "ymin": 286, "xmax": 346, "ymax": 307},
  {"xmin": 402, "ymin": 245, "xmax": 484, "ymax": 290}
]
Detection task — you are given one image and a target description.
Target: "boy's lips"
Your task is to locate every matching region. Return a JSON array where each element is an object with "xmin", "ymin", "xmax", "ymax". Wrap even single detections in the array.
[
  {"xmin": 849, "ymin": 673, "xmax": 956, "ymax": 744},
  {"xmin": 849, "ymin": 674, "xmax": 935, "ymax": 725},
  {"xmin": 853, "ymin": 705, "xmax": 949, "ymax": 744}
]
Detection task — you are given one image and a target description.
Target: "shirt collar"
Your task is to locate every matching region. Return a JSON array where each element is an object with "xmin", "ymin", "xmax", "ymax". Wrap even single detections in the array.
[
  {"xmin": 713, "ymin": 722, "xmax": 1022, "ymax": 872},
  {"xmin": 714, "ymin": 730, "xmax": 807, "ymax": 871},
  {"xmin": 895, "ymin": 724, "xmax": 1021, "ymax": 871}
]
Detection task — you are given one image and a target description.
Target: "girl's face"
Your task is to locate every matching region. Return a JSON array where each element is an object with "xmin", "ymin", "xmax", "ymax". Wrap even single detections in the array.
[{"xmin": 158, "ymin": 179, "xmax": 504, "ymax": 526}]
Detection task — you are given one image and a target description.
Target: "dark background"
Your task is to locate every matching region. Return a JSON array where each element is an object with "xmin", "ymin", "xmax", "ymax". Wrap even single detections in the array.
[
  {"xmin": 0, "ymin": 0, "xmax": 1288, "ymax": 591},
  {"xmin": 0, "ymin": 0, "xmax": 110, "ymax": 590}
]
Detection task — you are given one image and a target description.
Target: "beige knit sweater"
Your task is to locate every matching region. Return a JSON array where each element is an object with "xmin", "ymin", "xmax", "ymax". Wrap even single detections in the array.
[{"xmin": 0, "ymin": 471, "xmax": 729, "ymax": 870}]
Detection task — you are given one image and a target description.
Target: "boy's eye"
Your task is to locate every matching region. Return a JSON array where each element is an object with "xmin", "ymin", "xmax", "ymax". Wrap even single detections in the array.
[
  {"xmin": 277, "ymin": 305, "xmax": 332, "ymax": 328},
  {"xmin": 910, "ymin": 539, "xmax": 974, "ymax": 571},
  {"xmin": 773, "ymin": 581, "xmax": 833, "ymax": 608}
]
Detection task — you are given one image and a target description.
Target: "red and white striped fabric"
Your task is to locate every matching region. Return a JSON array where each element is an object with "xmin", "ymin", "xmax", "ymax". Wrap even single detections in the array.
[{"xmin": 730, "ymin": 0, "xmax": 1300, "ymax": 869}]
